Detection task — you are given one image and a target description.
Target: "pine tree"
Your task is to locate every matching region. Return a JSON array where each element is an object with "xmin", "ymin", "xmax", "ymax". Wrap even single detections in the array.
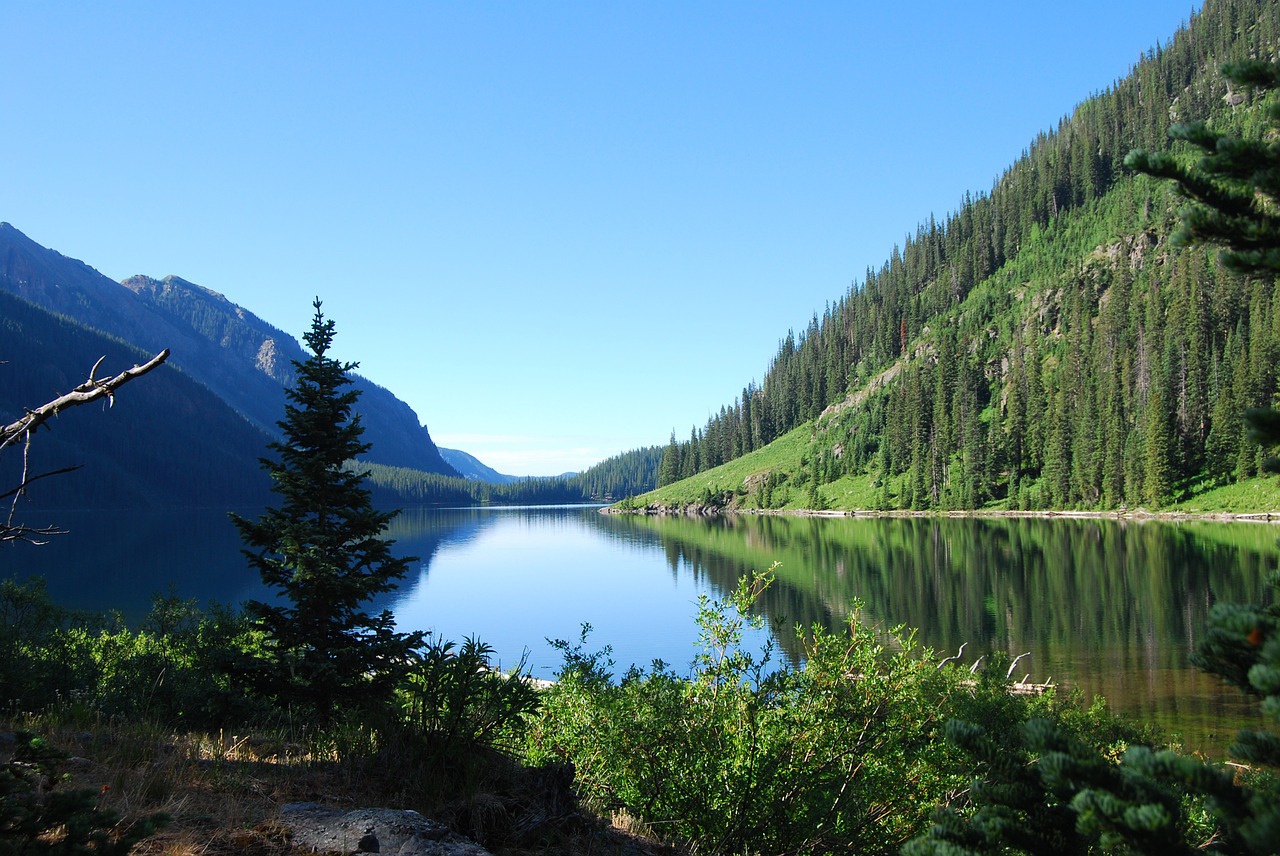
[
  {"xmin": 658, "ymin": 430, "xmax": 681, "ymax": 487},
  {"xmin": 232, "ymin": 299, "xmax": 421, "ymax": 722},
  {"xmin": 1142, "ymin": 377, "xmax": 1174, "ymax": 506},
  {"xmin": 1130, "ymin": 53, "xmax": 1280, "ymax": 840},
  {"xmin": 1126, "ymin": 60, "xmax": 1280, "ymax": 278}
]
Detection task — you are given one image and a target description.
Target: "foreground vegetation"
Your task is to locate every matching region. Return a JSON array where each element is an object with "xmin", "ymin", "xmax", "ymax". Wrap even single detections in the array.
[
  {"xmin": 2, "ymin": 567, "xmax": 1277, "ymax": 855},
  {"xmin": 4, "ymin": 297, "xmax": 1278, "ymax": 850}
]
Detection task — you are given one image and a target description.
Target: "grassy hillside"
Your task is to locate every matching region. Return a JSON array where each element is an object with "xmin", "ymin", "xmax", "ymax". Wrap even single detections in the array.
[{"xmin": 638, "ymin": 0, "xmax": 1280, "ymax": 515}]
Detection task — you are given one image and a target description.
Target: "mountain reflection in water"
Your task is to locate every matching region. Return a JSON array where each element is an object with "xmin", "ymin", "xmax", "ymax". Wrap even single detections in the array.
[{"xmin": 3, "ymin": 505, "xmax": 1271, "ymax": 752}]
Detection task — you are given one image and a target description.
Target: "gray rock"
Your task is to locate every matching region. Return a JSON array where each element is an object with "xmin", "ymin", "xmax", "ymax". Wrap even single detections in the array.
[{"xmin": 279, "ymin": 803, "xmax": 491, "ymax": 856}]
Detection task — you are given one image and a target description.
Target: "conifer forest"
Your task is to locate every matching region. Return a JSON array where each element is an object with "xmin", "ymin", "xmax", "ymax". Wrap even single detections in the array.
[{"xmin": 656, "ymin": 0, "xmax": 1280, "ymax": 512}]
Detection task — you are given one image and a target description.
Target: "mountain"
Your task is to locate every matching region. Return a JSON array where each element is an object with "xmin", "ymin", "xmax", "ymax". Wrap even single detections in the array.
[
  {"xmin": 438, "ymin": 448, "xmax": 521, "ymax": 484},
  {"xmin": 645, "ymin": 0, "xmax": 1280, "ymax": 512},
  {"xmin": 0, "ymin": 289, "xmax": 273, "ymax": 509},
  {"xmin": 0, "ymin": 224, "xmax": 459, "ymax": 477}
]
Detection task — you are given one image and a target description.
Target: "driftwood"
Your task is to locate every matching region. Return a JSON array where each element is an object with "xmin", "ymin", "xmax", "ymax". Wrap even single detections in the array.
[
  {"xmin": 2, "ymin": 349, "xmax": 169, "ymax": 543},
  {"xmin": 938, "ymin": 644, "xmax": 1054, "ymax": 696}
]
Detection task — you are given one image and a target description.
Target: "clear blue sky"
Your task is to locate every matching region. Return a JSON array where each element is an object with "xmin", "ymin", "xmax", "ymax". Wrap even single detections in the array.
[{"xmin": 1, "ymin": 2, "xmax": 1200, "ymax": 476}]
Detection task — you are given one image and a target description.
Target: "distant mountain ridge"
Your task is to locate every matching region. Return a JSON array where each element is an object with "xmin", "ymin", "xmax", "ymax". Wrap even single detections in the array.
[
  {"xmin": 438, "ymin": 448, "xmax": 521, "ymax": 484},
  {"xmin": 0, "ymin": 223, "xmax": 459, "ymax": 477},
  {"xmin": 0, "ymin": 288, "xmax": 273, "ymax": 508}
]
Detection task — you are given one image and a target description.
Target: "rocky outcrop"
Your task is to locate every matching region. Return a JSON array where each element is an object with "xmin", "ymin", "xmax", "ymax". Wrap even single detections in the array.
[{"xmin": 279, "ymin": 803, "xmax": 491, "ymax": 856}]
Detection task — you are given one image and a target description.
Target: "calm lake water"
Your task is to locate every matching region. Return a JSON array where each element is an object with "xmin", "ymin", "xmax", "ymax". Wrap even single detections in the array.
[{"xmin": 2, "ymin": 505, "xmax": 1273, "ymax": 752}]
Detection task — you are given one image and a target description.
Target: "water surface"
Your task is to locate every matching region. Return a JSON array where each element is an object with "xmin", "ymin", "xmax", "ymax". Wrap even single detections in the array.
[{"xmin": 3, "ymin": 505, "xmax": 1272, "ymax": 751}]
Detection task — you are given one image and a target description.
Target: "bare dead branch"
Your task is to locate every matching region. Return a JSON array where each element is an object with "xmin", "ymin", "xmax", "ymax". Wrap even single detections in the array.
[
  {"xmin": 0, "ymin": 464, "xmax": 85, "ymax": 502},
  {"xmin": 2, "ymin": 349, "xmax": 169, "ymax": 544},
  {"xmin": 0, "ymin": 521, "xmax": 67, "ymax": 545},
  {"xmin": 0, "ymin": 349, "xmax": 170, "ymax": 452},
  {"xmin": 1005, "ymin": 651, "xmax": 1032, "ymax": 680},
  {"xmin": 937, "ymin": 642, "xmax": 967, "ymax": 669}
]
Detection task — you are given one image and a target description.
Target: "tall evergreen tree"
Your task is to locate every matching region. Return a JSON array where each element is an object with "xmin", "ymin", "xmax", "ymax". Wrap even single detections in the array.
[
  {"xmin": 232, "ymin": 299, "xmax": 421, "ymax": 722},
  {"xmin": 1127, "ymin": 60, "xmax": 1280, "ymax": 277},
  {"xmin": 658, "ymin": 430, "xmax": 682, "ymax": 487},
  {"xmin": 1133, "ymin": 60, "xmax": 1280, "ymax": 782}
]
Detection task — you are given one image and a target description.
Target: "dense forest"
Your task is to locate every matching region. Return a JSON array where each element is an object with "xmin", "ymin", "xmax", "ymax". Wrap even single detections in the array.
[
  {"xmin": 365, "ymin": 443, "xmax": 663, "ymax": 505},
  {"xmin": 654, "ymin": 0, "xmax": 1280, "ymax": 511}
]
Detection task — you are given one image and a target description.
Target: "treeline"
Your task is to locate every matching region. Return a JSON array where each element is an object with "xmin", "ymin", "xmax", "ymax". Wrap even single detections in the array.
[
  {"xmin": 658, "ymin": 0, "xmax": 1280, "ymax": 509},
  {"xmin": 363, "ymin": 463, "xmax": 585, "ymax": 505},
  {"xmin": 363, "ymin": 444, "xmax": 663, "ymax": 506},
  {"xmin": 573, "ymin": 444, "xmax": 663, "ymax": 500}
]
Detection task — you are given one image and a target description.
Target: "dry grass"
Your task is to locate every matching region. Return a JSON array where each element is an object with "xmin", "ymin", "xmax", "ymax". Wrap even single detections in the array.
[{"xmin": 1, "ymin": 712, "xmax": 680, "ymax": 856}]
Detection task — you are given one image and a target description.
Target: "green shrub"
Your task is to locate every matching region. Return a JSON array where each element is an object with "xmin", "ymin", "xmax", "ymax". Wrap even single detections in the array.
[
  {"xmin": 526, "ymin": 568, "xmax": 1039, "ymax": 854},
  {"xmin": 0, "ymin": 581, "xmax": 273, "ymax": 727},
  {"xmin": 401, "ymin": 634, "xmax": 540, "ymax": 762}
]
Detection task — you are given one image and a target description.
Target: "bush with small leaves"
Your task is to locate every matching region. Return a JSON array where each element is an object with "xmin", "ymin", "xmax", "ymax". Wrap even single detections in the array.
[{"xmin": 525, "ymin": 568, "xmax": 1074, "ymax": 855}]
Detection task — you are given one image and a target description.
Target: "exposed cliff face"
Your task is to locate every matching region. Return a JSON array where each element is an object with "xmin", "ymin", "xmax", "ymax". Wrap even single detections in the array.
[
  {"xmin": 255, "ymin": 336, "xmax": 282, "ymax": 377},
  {"xmin": 0, "ymin": 223, "xmax": 459, "ymax": 476},
  {"xmin": 120, "ymin": 274, "xmax": 299, "ymax": 390},
  {"xmin": 120, "ymin": 275, "xmax": 298, "ymax": 387}
]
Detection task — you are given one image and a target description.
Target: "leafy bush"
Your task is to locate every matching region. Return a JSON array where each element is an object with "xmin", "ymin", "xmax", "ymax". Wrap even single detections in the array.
[
  {"xmin": 525, "ymin": 568, "xmax": 1076, "ymax": 854},
  {"xmin": 401, "ymin": 635, "xmax": 540, "ymax": 762},
  {"xmin": 0, "ymin": 581, "xmax": 272, "ymax": 727}
]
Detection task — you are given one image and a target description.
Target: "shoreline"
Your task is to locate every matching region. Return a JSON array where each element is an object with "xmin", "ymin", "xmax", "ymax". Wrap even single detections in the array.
[{"xmin": 603, "ymin": 504, "xmax": 1280, "ymax": 523}]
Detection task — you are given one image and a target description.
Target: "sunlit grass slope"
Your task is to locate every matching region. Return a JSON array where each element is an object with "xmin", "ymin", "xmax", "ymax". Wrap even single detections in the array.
[{"xmin": 632, "ymin": 419, "xmax": 1280, "ymax": 515}]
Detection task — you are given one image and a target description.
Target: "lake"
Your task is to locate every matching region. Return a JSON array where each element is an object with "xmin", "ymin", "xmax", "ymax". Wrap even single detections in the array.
[{"xmin": 1, "ymin": 504, "xmax": 1273, "ymax": 752}]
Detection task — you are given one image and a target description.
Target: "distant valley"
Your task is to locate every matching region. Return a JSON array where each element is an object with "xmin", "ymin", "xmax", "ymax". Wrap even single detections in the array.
[
  {"xmin": 438, "ymin": 448, "xmax": 520, "ymax": 484},
  {"xmin": 0, "ymin": 227, "xmax": 659, "ymax": 509}
]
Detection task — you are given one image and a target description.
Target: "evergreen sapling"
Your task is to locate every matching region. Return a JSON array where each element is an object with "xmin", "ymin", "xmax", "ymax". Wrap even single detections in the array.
[{"xmin": 233, "ymin": 299, "xmax": 422, "ymax": 723}]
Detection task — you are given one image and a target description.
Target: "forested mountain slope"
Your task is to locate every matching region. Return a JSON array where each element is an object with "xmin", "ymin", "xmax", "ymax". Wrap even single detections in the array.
[
  {"xmin": 0, "ymin": 224, "xmax": 458, "ymax": 476},
  {"xmin": 649, "ymin": 0, "xmax": 1280, "ymax": 512},
  {"xmin": 0, "ymin": 290, "xmax": 272, "ymax": 508}
]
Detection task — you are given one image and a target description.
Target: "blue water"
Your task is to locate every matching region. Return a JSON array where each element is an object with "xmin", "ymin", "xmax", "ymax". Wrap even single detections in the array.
[{"xmin": 3, "ymin": 504, "xmax": 1273, "ymax": 751}]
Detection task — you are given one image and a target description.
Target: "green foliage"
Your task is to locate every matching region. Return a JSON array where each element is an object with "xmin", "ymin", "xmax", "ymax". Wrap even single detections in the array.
[
  {"xmin": 232, "ymin": 300, "xmax": 422, "ymax": 723},
  {"xmin": 636, "ymin": 0, "xmax": 1280, "ymax": 514},
  {"xmin": 525, "ymin": 568, "xmax": 1096, "ymax": 854},
  {"xmin": 0, "ymin": 732, "xmax": 166, "ymax": 854},
  {"xmin": 1126, "ymin": 59, "xmax": 1280, "ymax": 278},
  {"xmin": 906, "ymin": 715, "xmax": 1225, "ymax": 855},
  {"xmin": 401, "ymin": 635, "xmax": 540, "ymax": 763},
  {"xmin": 0, "ymin": 579, "xmax": 269, "ymax": 727}
]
